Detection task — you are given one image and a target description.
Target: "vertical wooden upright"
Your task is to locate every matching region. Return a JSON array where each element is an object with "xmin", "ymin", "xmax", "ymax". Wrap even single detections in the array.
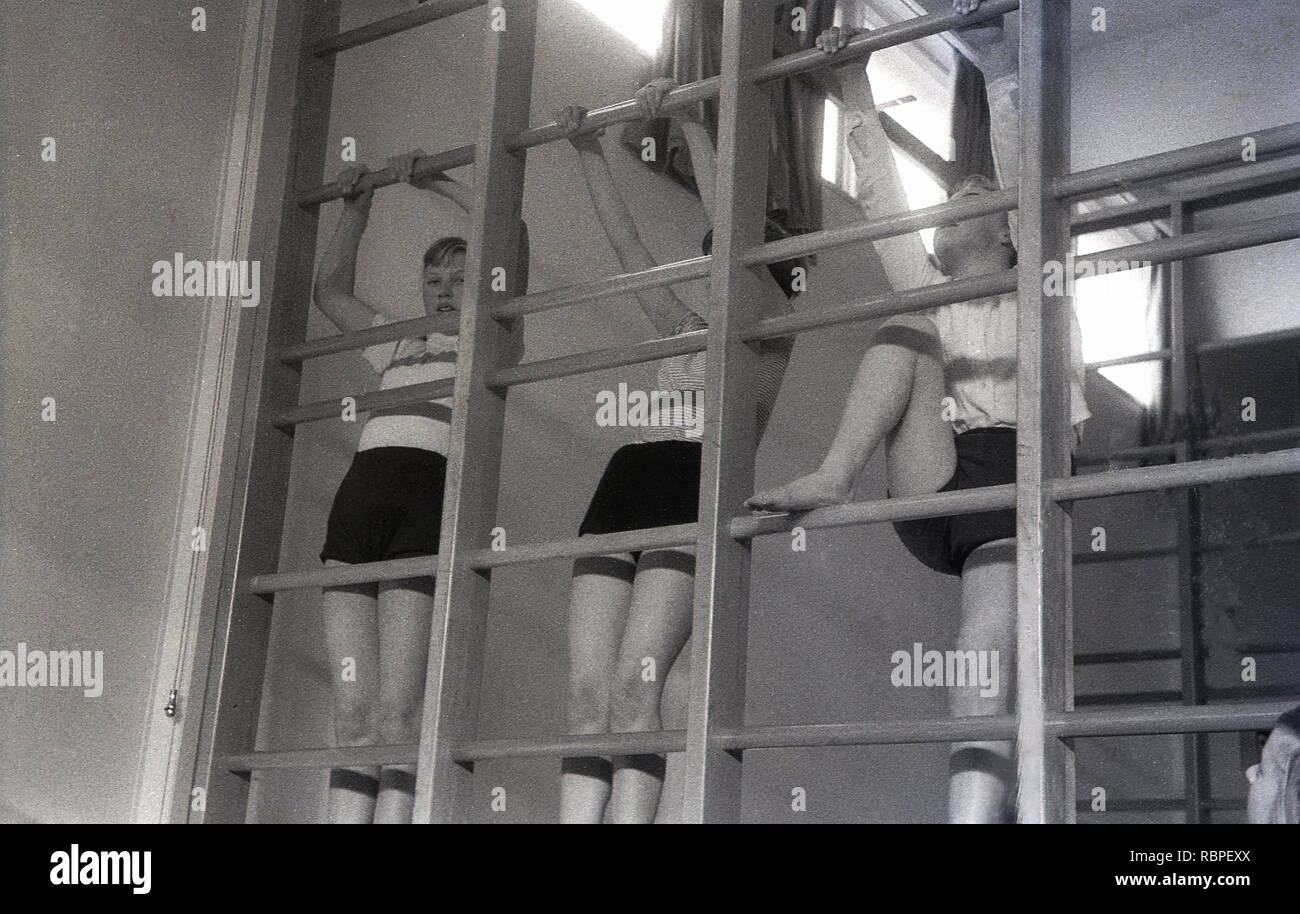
[
  {"xmin": 1169, "ymin": 201, "xmax": 1211, "ymax": 821},
  {"xmin": 180, "ymin": 0, "xmax": 340, "ymax": 823},
  {"xmin": 680, "ymin": 0, "xmax": 773, "ymax": 824},
  {"xmin": 1014, "ymin": 0, "xmax": 1075, "ymax": 824},
  {"xmin": 413, "ymin": 0, "xmax": 536, "ymax": 825}
]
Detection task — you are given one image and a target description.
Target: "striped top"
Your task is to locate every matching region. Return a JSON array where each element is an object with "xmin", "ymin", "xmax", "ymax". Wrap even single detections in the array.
[
  {"xmin": 358, "ymin": 312, "xmax": 458, "ymax": 454},
  {"xmin": 638, "ymin": 310, "xmax": 792, "ymax": 443}
]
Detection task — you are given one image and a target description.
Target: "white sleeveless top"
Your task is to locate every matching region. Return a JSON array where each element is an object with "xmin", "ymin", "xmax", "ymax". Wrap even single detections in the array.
[{"xmin": 358, "ymin": 313, "xmax": 457, "ymax": 454}]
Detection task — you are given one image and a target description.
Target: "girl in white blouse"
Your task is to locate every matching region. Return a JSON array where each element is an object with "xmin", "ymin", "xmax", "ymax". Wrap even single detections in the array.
[{"xmin": 748, "ymin": 20, "xmax": 1088, "ymax": 823}]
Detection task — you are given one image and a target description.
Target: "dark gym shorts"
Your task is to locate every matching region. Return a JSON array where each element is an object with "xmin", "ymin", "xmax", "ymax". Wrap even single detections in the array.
[
  {"xmin": 320, "ymin": 446, "xmax": 447, "ymax": 565},
  {"xmin": 891, "ymin": 427, "xmax": 1017, "ymax": 577},
  {"xmin": 578, "ymin": 440, "xmax": 702, "ymax": 563}
]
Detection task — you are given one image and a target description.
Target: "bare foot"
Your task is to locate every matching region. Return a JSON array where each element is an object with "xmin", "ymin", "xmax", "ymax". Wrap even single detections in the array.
[{"xmin": 746, "ymin": 471, "xmax": 852, "ymax": 513}]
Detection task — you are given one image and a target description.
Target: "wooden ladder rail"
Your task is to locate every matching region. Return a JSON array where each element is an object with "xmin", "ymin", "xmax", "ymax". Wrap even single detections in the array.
[
  {"xmin": 178, "ymin": 0, "xmax": 342, "ymax": 823},
  {"xmin": 413, "ymin": 0, "xmax": 537, "ymax": 824},
  {"xmin": 1014, "ymin": 0, "xmax": 1075, "ymax": 824}
]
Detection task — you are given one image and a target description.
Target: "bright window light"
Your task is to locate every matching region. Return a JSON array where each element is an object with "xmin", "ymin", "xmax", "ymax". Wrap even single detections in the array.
[
  {"xmin": 1074, "ymin": 232, "xmax": 1161, "ymax": 407},
  {"xmin": 822, "ymin": 100, "xmax": 946, "ymax": 253},
  {"xmin": 821, "ymin": 98, "xmax": 841, "ymax": 183},
  {"xmin": 868, "ymin": 52, "xmax": 954, "ymax": 162},
  {"xmin": 893, "ymin": 150, "xmax": 944, "ymax": 253},
  {"xmin": 570, "ymin": 0, "xmax": 667, "ymax": 55}
]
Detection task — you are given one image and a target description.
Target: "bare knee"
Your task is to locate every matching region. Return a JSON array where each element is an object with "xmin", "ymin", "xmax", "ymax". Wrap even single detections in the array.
[
  {"xmin": 608, "ymin": 667, "xmax": 659, "ymax": 733},
  {"xmin": 660, "ymin": 665, "xmax": 690, "ymax": 730},
  {"xmin": 377, "ymin": 702, "xmax": 422, "ymax": 745},
  {"xmin": 333, "ymin": 703, "xmax": 378, "ymax": 747},
  {"xmin": 567, "ymin": 678, "xmax": 611, "ymax": 734}
]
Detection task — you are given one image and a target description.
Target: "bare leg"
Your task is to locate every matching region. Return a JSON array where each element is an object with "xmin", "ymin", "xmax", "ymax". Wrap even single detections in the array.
[
  {"xmin": 321, "ymin": 561, "xmax": 380, "ymax": 824},
  {"xmin": 948, "ymin": 538, "xmax": 1017, "ymax": 823},
  {"xmin": 374, "ymin": 575, "xmax": 436, "ymax": 824},
  {"xmin": 748, "ymin": 315, "xmax": 955, "ymax": 511},
  {"xmin": 607, "ymin": 548, "xmax": 696, "ymax": 824},
  {"xmin": 654, "ymin": 636, "xmax": 691, "ymax": 824},
  {"xmin": 560, "ymin": 555, "xmax": 635, "ymax": 823}
]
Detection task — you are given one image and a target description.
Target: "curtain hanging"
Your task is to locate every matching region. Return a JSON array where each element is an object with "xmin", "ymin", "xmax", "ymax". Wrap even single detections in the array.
[
  {"xmin": 950, "ymin": 57, "xmax": 995, "ymax": 182},
  {"xmin": 620, "ymin": 0, "xmax": 836, "ymax": 237}
]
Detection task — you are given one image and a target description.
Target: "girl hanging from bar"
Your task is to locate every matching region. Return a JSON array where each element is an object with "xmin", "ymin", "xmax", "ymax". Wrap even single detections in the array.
[
  {"xmin": 555, "ymin": 85, "xmax": 808, "ymax": 824},
  {"xmin": 747, "ymin": 16, "xmax": 1089, "ymax": 823},
  {"xmin": 312, "ymin": 153, "xmax": 525, "ymax": 824}
]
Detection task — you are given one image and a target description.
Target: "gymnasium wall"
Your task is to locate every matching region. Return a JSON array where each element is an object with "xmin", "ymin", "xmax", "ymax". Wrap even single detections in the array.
[{"xmin": 0, "ymin": 2, "xmax": 245, "ymax": 822}]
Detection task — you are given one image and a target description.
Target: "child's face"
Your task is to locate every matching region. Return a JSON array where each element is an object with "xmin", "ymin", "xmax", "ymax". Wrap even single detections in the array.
[
  {"xmin": 932, "ymin": 180, "xmax": 1012, "ymax": 271},
  {"xmin": 423, "ymin": 250, "xmax": 466, "ymax": 316}
]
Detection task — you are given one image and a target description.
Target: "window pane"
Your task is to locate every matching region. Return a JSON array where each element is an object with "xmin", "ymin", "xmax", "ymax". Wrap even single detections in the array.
[{"xmin": 822, "ymin": 98, "xmax": 841, "ymax": 184}]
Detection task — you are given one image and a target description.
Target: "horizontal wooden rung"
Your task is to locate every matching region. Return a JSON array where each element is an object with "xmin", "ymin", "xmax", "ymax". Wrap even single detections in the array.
[
  {"xmin": 280, "ymin": 312, "xmax": 461, "ymax": 365},
  {"xmin": 314, "ymin": 1, "xmax": 486, "ymax": 57},
  {"xmin": 489, "ymin": 329, "xmax": 705, "ymax": 389},
  {"xmin": 747, "ymin": 269, "xmax": 1019, "ymax": 342},
  {"xmin": 714, "ymin": 715, "xmax": 1017, "ymax": 750},
  {"xmin": 733, "ymin": 483, "xmax": 1017, "ymax": 540},
  {"xmin": 270, "ymin": 378, "xmax": 454, "ymax": 429},
  {"xmin": 466, "ymin": 524, "xmax": 697, "ymax": 570},
  {"xmin": 1056, "ymin": 121, "xmax": 1300, "ymax": 200},
  {"xmin": 748, "ymin": 188, "xmax": 1018, "ymax": 267},
  {"xmin": 458, "ymin": 701, "xmax": 1299, "ymax": 759},
  {"xmin": 246, "ymin": 555, "xmax": 440, "ymax": 594},
  {"xmin": 1085, "ymin": 210, "xmax": 1300, "ymax": 274},
  {"xmin": 1047, "ymin": 699, "xmax": 1300, "ymax": 738},
  {"xmin": 224, "ymin": 744, "xmax": 418, "ymax": 771},
  {"xmin": 750, "ymin": 0, "xmax": 1017, "ymax": 86},
  {"xmin": 220, "ymin": 703, "xmax": 1296, "ymax": 769},
  {"xmin": 453, "ymin": 452, "xmax": 1300, "ymax": 570},
  {"xmin": 1053, "ymin": 447, "xmax": 1300, "ymax": 501},
  {"xmin": 493, "ymin": 256, "xmax": 710, "ymax": 321},
  {"xmin": 299, "ymin": 144, "xmax": 475, "ymax": 208},
  {"xmin": 451, "ymin": 730, "xmax": 685, "ymax": 762}
]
